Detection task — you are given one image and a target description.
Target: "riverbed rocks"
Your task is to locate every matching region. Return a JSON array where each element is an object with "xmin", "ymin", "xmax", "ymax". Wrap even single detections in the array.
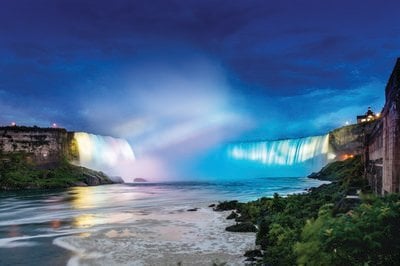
[
  {"xmin": 226, "ymin": 211, "xmax": 239, "ymax": 220},
  {"xmin": 214, "ymin": 200, "xmax": 239, "ymax": 211},
  {"xmin": 226, "ymin": 222, "xmax": 258, "ymax": 232}
]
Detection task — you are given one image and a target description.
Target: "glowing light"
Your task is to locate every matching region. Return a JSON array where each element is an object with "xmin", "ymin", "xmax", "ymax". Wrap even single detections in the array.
[
  {"xmin": 52, "ymin": 123, "xmax": 57, "ymax": 128},
  {"xmin": 11, "ymin": 122, "xmax": 16, "ymax": 126},
  {"xmin": 345, "ymin": 121, "xmax": 350, "ymax": 125},
  {"xmin": 341, "ymin": 154, "xmax": 354, "ymax": 160},
  {"xmin": 51, "ymin": 220, "xmax": 61, "ymax": 229},
  {"xmin": 376, "ymin": 112, "xmax": 381, "ymax": 117},
  {"xmin": 228, "ymin": 134, "xmax": 331, "ymax": 166},
  {"xmin": 73, "ymin": 132, "xmax": 135, "ymax": 171}
]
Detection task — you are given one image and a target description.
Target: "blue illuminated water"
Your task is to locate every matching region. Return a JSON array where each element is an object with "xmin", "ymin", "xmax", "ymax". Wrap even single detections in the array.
[{"xmin": 0, "ymin": 178, "xmax": 328, "ymax": 265}]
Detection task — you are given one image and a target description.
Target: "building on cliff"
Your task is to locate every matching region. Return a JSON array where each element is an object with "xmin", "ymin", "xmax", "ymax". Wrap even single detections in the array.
[
  {"xmin": 365, "ymin": 58, "xmax": 400, "ymax": 195},
  {"xmin": 356, "ymin": 107, "xmax": 380, "ymax": 124}
]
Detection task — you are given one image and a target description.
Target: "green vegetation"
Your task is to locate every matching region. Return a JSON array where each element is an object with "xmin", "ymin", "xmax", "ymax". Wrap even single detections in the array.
[
  {"xmin": 295, "ymin": 194, "xmax": 400, "ymax": 266},
  {"xmin": 0, "ymin": 152, "xmax": 112, "ymax": 190},
  {"xmin": 217, "ymin": 156, "xmax": 400, "ymax": 265},
  {"xmin": 308, "ymin": 155, "xmax": 364, "ymax": 186}
]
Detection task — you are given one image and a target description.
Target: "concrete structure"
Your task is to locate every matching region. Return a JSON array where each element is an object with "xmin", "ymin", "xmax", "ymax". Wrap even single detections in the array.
[{"xmin": 366, "ymin": 58, "xmax": 400, "ymax": 194}]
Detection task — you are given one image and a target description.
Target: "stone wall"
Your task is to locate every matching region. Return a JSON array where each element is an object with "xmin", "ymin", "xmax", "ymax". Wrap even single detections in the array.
[
  {"xmin": 366, "ymin": 58, "xmax": 400, "ymax": 194},
  {"xmin": 0, "ymin": 126, "xmax": 72, "ymax": 167},
  {"xmin": 365, "ymin": 120, "xmax": 383, "ymax": 194}
]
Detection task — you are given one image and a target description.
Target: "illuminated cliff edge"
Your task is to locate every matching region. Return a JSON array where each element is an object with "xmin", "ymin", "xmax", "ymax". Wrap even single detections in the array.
[
  {"xmin": 227, "ymin": 134, "xmax": 335, "ymax": 167},
  {"xmin": 73, "ymin": 132, "xmax": 135, "ymax": 172}
]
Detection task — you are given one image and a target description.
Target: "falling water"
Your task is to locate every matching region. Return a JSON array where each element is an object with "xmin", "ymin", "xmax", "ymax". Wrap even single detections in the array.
[
  {"xmin": 73, "ymin": 132, "xmax": 135, "ymax": 172},
  {"xmin": 227, "ymin": 134, "xmax": 331, "ymax": 167}
]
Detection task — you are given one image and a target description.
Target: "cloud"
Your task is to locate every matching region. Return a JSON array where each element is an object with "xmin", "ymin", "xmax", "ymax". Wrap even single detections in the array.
[{"xmin": 80, "ymin": 54, "xmax": 248, "ymax": 158}]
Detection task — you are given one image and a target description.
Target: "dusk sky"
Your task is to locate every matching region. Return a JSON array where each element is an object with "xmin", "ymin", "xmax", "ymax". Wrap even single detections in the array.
[{"xmin": 1, "ymin": 0, "xmax": 400, "ymax": 179}]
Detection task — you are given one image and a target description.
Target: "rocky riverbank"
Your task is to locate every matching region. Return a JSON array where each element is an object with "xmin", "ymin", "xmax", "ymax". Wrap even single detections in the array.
[{"xmin": 212, "ymin": 156, "xmax": 400, "ymax": 265}]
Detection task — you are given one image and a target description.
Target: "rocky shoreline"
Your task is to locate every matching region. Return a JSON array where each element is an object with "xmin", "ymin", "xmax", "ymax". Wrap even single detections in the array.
[{"xmin": 210, "ymin": 155, "xmax": 400, "ymax": 265}]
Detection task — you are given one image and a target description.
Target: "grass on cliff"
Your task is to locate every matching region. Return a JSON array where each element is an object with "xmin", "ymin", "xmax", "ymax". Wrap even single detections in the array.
[
  {"xmin": 312, "ymin": 155, "xmax": 364, "ymax": 183},
  {"xmin": 217, "ymin": 156, "xmax": 400, "ymax": 265},
  {"xmin": 0, "ymin": 152, "xmax": 109, "ymax": 190}
]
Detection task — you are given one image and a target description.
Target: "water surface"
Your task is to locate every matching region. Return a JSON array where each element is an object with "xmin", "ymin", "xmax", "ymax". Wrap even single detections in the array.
[{"xmin": 0, "ymin": 178, "xmax": 328, "ymax": 265}]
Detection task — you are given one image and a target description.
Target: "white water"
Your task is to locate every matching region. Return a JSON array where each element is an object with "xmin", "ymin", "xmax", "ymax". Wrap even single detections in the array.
[
  {"xmin": 73, "ymin": 132, "xmax": 135, "ymax": 173},
  {"xmin": 227, "ymin": 134, "xmax": 332, "ymax": 167}
]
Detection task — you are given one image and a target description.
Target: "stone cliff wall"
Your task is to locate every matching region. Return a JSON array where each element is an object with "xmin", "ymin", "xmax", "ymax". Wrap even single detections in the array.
[
  {"xmin": 329, "ymin": 121, "xmax": 378, "ymax": 160},
  {"xmin": 366, "ymin": 58, "xmax": 400, "ymax": 195},
  {"xmin": 0, "ymin": 126, "xmax": 74, "ymax": 167}
]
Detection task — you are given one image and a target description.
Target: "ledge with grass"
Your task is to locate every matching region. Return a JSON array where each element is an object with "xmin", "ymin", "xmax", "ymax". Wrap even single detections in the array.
[{"xmin": 0, "ymin": 152, "xmax": 113, "ymax": 190}]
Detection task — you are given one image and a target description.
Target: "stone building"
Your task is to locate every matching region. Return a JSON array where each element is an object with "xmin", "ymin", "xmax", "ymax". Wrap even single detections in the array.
[
  {"xmin": 366, "ymin": 58, "xmax": 400, "ymax": 194},
  {"xmin": 356, "ymin": 107, "xmax": 379, "ymax": 124}
]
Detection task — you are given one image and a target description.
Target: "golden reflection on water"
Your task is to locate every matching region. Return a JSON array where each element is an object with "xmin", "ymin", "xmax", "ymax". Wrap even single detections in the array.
[
  {"xmin": 69, "ymin": 186, "xmax": 140, "ymax": 229},
  {"xmin": 70, "ymin": 187, "xmax": 101, "ymax": 210},
  {"xmin": 73, "ymin": 214, "xmax": 102, "ymax": 228}
]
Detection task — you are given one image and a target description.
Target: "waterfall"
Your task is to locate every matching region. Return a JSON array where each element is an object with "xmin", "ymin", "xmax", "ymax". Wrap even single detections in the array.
[
  {"xmin": 227, "ymin": 134, "xmax": 331, "ymax": 167},
  {"xmin": 73, "ymin": 132, "xmax": 135, "ymax": 172}
]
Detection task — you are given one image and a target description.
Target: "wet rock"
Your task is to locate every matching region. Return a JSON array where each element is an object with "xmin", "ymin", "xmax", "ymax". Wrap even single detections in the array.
[
  {"xmin": 235, "ymin": 213, "xmax": 251, "ymax": 223},
  {"xmin": 73, "ymin": 181, "xmax": 88, "ymax": 187},
  {"xmin": 110, "ymin": 176, "xmax": 124, "ymax": 183},
  {"xmin": 214, "ymin": 200, "xmax": 238, "ymax": 211},
  {"xmin": 244, "ymin": 249, "xmax": 262, "ymax": 258},
  {"xmin": 226, "ymin": 211, "xmax": 238, "ymax": 220},
  {"xmin": 84, "ymin": 174, "xmax": 101, "ymax": 186},
  {"xmin": 187, "ymin": 208, "xmax": 199, "ymax": 212},
  {"xmin": 133, "ymin": 178, "xmax": 148, "ymax": 182},
  {"xmin": 208, "ymin": 204, "xmax": 216, "ymax": 208},
  {"xmin": 225, "ymin": 222, "xmax": 257, "ymax": 232}
]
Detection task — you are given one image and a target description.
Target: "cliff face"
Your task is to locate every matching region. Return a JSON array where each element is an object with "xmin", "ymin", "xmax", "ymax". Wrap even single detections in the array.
[
  {"xmin": 329, "ymin": 120, "xmax": 379, "ymax": 159},
  {"xmin": 0, "ymin": 127, "xmax": 114, "ymax": 190},
  {"xmin": 0, "ymin": 126, "xmax": 74, "ymax": 167},
  {"xmin": 328, "ymin": 58, "xmax": 400, "ymax": 195}
]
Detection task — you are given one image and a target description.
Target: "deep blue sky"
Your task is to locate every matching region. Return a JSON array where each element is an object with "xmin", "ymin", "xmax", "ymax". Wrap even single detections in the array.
[{"xmin": 0, "ymin": 0, "xmax": 399, "ymax": 165}]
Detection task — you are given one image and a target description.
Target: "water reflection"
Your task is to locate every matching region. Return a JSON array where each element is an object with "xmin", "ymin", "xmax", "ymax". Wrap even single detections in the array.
[
  {"xmin": 69, "ymin": 186, "xmax": 144, "ymax": 228},
  {"xmin": 70, "ymin": 187, "xmax": 106, "ymax": 210},
  {"xmin": 0, "ymin": 180, "xmax": 329, "ymax": 265},
  {"xmin": 73, "ymin": 214, "xmax": 98, "ymax": 229}
]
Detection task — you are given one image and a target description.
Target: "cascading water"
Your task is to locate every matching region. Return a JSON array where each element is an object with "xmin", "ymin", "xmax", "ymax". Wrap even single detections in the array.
[
  {"xmin": 204, "ymin": 134, "xmax": 335, "ymax": 179},
  {"xmin": 73, "ymin": 132, "xmax": 135, "ymax": 173},
  {"xmin": 227, "ymin": 134, "xmax": 331, "ymax": 166}
]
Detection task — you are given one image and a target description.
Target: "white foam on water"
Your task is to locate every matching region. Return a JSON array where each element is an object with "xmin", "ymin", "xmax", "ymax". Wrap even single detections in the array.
[{"xmin": 53, "ymin": 205, "xmax": 256, "ymax": 266}]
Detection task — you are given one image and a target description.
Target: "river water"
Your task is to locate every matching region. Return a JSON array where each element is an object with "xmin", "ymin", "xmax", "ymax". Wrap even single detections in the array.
[{"xmin": 0, "ymin": 178, "xmax": 327, "ymax": 265}]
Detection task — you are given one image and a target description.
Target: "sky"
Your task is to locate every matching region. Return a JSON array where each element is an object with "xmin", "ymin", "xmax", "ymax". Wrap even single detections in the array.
[{"xmin": 1, "ymin": 0, "xmax": 400, "ymax": 180}]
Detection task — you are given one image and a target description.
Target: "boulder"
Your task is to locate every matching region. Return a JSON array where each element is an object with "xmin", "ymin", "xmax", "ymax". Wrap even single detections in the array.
[
  {"xmin": 226, "ymin": 211, "xmax": 238, "ymax": 220},
  {"xmin": 133, "ymin": 178, "xmax": 148, "ymax": 182},
  {"xmin": 225, "ymin": 222, "xmax": 257, "ymax": 232}
]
